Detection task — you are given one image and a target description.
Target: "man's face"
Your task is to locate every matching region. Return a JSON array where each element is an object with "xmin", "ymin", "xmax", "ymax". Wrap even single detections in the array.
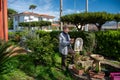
[{"xmin": 64, "ymin": 28, "xmax": 69, "ymax": 33}]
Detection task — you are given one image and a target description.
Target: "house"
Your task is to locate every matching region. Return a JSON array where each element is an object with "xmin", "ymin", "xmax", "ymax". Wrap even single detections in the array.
[{"xmin": 13, "ymin": 11, "xmax": 55, "ymax": 30}]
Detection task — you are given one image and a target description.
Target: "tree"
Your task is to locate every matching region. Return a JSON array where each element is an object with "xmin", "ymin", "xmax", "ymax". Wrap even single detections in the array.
[
  {"xmin": 8, "ymin": 8, "xmax": 17, "ymax": 19},
  {"xmin": 29, "ymin": 4, "xmax": 37, "ymax": 12},
  {"xmin": 61, "ymin": 12, "xmax": 114, "ymax": 31},
  {"xmin": 19, "ymin": 21, "xmax": 51, "ymax": 30},
  {"xmin": 92, "ymin": 12, "xmax": 114, "ymax": 31},
  {"xmin": 8, "ymin": 8, "xmax": 17, "ymax": 29},
  {"xmin": 114, "ymin": 13, "xmax": 120, "ymax": 29},
  {"xmin": 61, "ymin": 13, "xmax": 84, "ymax": 31}
]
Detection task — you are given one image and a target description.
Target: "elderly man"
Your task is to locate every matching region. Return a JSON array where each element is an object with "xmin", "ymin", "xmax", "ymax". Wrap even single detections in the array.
[{"xmin": 59, "ymin": 26, "xmax": 74, "ymax": 70}]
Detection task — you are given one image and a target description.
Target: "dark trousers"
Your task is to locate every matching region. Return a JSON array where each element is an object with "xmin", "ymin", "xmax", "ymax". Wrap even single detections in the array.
[
  {"xmin": 61, "ymin": 54, "xmax": 74, "ymax": 67},
  {"xmin": 61, "ymin": 54, "xmax": 67, "ymax": 67}
]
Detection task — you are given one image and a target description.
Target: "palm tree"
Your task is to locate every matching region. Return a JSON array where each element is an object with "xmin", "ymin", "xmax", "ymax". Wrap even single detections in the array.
[
  {"xmin": 29, "ymin": 4, "xmax": 37, "ymax": 13},
  {"xmin": 29, "ymin": 4, "xmax": 37, "ymax": 30}
]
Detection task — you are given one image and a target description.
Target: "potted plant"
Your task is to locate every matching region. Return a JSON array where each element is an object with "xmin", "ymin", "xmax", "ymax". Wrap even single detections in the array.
[
  {"xmin": 72, "ymin": 63, "xmax": 84, "ymax": 75},
  {"xmin": 73, "ymin": 54, "xmax": 81, "ymax": 63},
  {"xmin": 81, "ymin": 56, "xmax": 90, "ymax": 61},
  {"xmin": 88, "ymin": 65, "xmax": 105, "ymax": 79}
]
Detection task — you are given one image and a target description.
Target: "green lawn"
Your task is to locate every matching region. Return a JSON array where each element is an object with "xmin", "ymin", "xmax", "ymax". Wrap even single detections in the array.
[{"xmin": 0, "ymin": 54, "xmax": 74, "ymax": 80}]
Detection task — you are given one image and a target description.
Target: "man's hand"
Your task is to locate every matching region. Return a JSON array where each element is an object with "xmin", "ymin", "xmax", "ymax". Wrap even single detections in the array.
[{"xmin": 70, "ymin": 38, "xmax": 74, "ymax": 44}]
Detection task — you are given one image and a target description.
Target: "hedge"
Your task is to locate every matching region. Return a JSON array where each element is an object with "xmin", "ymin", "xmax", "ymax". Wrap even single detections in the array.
[
  {"xmin": 36, "ymin": 30, "xmax": 120, "ymax": 61},
  {"xmin": 36, "ymin": 31, "xmax": 96, "ymax": 55},
  {"xmin": 9, "ymin": 30, "xmax": 120, "ymax": 61},
  {"xmin": 94, "ymin": 30, "xmax": 120, "ymax": 60}
]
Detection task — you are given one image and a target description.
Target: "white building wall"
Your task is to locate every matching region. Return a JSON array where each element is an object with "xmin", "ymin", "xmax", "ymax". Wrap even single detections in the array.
[
  {"xmin": 49, "ymin": 19, "xmax": 54, "ymax": 22},
  {"xmin": 19, "ymin": 16, "xmax": 24, "ymax": 22},
  {"xmin": 13, "ymin": 14, "xmax": 54, "ymax": 31},
  {"xmin": 24, "ymin": 15, "xmax": 39, "ymax": 22}
]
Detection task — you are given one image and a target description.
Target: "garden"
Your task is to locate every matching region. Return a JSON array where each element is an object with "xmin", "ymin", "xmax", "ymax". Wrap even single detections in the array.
[{"xmin": 0, "ymin": 30, "xmax": 120, "ymax": 80}]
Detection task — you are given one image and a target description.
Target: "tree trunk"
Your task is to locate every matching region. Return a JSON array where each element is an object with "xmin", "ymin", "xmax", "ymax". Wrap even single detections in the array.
[
  {"xmin": 95, "ymin": 24, "xmax": 102, "ymax": 31},
  {"xmin": 117, "ymin": 22, "xmax": 119, "ymax": 30},
  {"xmin": 75, "ymin": 24, "xmax": 83, "ymax": 31},
  {"xmin": 97, "ymin": 25, "xmax": 102, "ymax": 31}
]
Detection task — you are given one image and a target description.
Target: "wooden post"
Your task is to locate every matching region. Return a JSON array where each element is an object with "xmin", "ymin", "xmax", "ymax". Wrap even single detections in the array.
[{"xmin": 0, "ymin": 0, "xmax": 8, "ymax": 41}]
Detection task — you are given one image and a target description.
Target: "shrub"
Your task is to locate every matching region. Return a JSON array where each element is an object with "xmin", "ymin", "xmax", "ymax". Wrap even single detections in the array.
[
  {"xmin": 0, "ymin": 41, "xmax": 17, "ymax": 74},
  {"xmin": 9, "ymin": 30, "xmax": 120, "ymax": 61},
  {"xmin": 37, "ymin": 31, "xmax": 95, "ymax": 54},
  {"xmin": 94, "ymin": 30, "xmax": 120, "ymax": 60},
  {"xmin": 26, "ymin": 32, "xmax": 55, "ymax": 66}
]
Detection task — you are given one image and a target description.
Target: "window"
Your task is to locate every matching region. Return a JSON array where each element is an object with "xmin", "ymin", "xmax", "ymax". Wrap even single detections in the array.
[
  {"xmin": 15, "ymin": 16, "xmax": 18, "ymax": 21},
  {"xmin": 39, "ymin": 17, "xmax": 43, "ymax": 21}
]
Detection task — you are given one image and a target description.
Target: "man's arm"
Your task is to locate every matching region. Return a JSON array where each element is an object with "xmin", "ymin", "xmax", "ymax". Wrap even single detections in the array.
[{"xmin": 59, "ymin": 33, "xmax": 70, "ymax": 47}]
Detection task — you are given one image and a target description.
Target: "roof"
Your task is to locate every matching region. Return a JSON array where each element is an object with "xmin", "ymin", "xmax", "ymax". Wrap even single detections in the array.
[
  {"xmin": 52, "ymin": 23, "xmax": 60, "ymax": 27},
  {"xmin": 14, "ymin": 11, "xmax": 55, "ymax": 19}
]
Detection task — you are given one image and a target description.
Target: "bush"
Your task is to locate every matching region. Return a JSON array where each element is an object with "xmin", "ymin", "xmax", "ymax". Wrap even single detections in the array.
[
  {"xmin": 9, "ymin": 30, "xmax": 120, "ymax": 61},
  {"xmin": 0, "ymin": 57, "xmax": 19, "ymax": 74},
  {"xmin": 25, "ymin": 32, "xmax": 55, "ymax": 66},
  {"xmin": 0, "ymin": 41, "xmax": 18, "ymax": 74},
  {"xmin": 37, "ymin": 31, "xmax": 95, "ymax": 54},
  {"xmin": 94, "ymin": 30, "xmax": 120, "ymax": 60},
  {"xmin": 36, "ymin": 30, "xmax": 120, "ymax": 60}
]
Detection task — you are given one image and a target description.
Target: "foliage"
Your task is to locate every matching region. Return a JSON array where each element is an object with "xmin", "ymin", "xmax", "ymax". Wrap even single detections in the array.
[
  {"xmin": 9, "ymin": 30, "xmax": 120, "ymax": 61},
  {"xmin": 36, "ymin": 66, "xmax": 73, "ymax": 80},
  {"xmin": 8, "ymin": 8, "xmax": 17, "ymax": 19},
  {"xmin": 69, "ymin": 31, "xmax": 95, "ymax": 54},
  {"xmin": 61, "ymin": 12, "xmax": 114, "ymax": 31},
  {"xmin": 0, "ymin": 57, "xmax": 19, "ymax": 74},
  {"xmin": 114, "ymin": 13, "xmax": 120, "ymax": 22},
  {"xmin": 0, "ymin": 53, "xmax": 73, "ymax": 80},
  {"xmin": 0, "ymin": 69, "xmax": 34, "ymax": 80},
  {"xmin": 94, "ymin": 30, "xmax": 120, "ymax": 60},
  {"xmin": 8, "ymin": 19, "xmax": 13, "ymax": 29},
  {"xmin": 8, "ymin": 8, "xmax": 17, "ymax": 29},
  {"xmin": 75, "ymin": 63, "xmax": 84, "ymax": 70},
  {"xmin": 16, "ymin": 55, "xmax": 36, "ymax": 76},
  {"xmin": 0, "ymin": 41, "xmax": 16, "ymax": 74},
  {"xmin": 19, "ymin": 21, "xmax": 51, "ymax": 29},
  {"xmin": 29, "ymin": 4, "xmax": 37, "ymax": 12},
  {"xmin": 25, "ymin": 32, "xmax": 55, "ymax": 66},
  {"xmin": 8, "ymin": 30, "xmax": 28, "ymax": 43},
  {"xmin": 35, "ymin": 30, "xmax": 120, "ymax": 61},
  {"xmin": 114, "ymin": 13, "xmax": 120, "ymax": 28},
  {"xmin": 7, "ymin": 30, "xmax": 120, "ymax": 79}
]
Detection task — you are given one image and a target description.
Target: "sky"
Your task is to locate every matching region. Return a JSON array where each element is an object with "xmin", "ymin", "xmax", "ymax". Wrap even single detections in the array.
[{"xmin": 8, "ymin": 0, "xmax": 120, "ymax": 20}]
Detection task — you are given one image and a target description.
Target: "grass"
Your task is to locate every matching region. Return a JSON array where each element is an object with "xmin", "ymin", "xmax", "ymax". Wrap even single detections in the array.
[
  {"xmin": 0, "ymin": 53, "xmax": 74, "ymax": 80},
  {"xmin": 0, "ymin": 69, "xmax": 34, "ymax": 80}
]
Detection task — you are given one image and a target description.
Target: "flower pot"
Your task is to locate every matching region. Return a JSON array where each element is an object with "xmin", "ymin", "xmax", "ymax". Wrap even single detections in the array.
[
  {"xmin": 89, "ymin": 70, "xmax": 105, "ymax": 79},
  {"xmin": 72, "ymin": 66, "xmax": 84, "ymax": 75}
]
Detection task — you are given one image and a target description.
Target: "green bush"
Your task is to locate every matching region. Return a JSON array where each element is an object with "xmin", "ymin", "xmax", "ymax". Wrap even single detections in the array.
[
  {"xmin": 0, "ymin": 41, "xmax": 18, "ymax": 74},
  {"xmin": 94, "ymin": 30, "xmax": 120, "ymax": 60},
  {"xmin": 37, "ymin": 31, "xmax": 95, "ymax": 54},
  {"xmin": 25, "ymin": 32, "xmax": 55, "ymax": 66},
  {"xmin": 9, "ymin": 30, "xmax": 120, "ymax": 61},
  {"xmin": 1, "ymin": 57, "xmax": 19, "ymax": 74},
  {"xmin": 36, "ymin": 30, "xmax": 120, "ymax": 60}
]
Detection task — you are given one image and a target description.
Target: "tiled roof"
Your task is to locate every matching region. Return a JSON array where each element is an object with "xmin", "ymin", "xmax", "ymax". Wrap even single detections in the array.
[
  {"xmin": 52, "ymin": 23, "xmax": 60, "ymax": 27},
  {"xmin": 14, "ymin": 11, "xmax": 55, "ymax": 19}
]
